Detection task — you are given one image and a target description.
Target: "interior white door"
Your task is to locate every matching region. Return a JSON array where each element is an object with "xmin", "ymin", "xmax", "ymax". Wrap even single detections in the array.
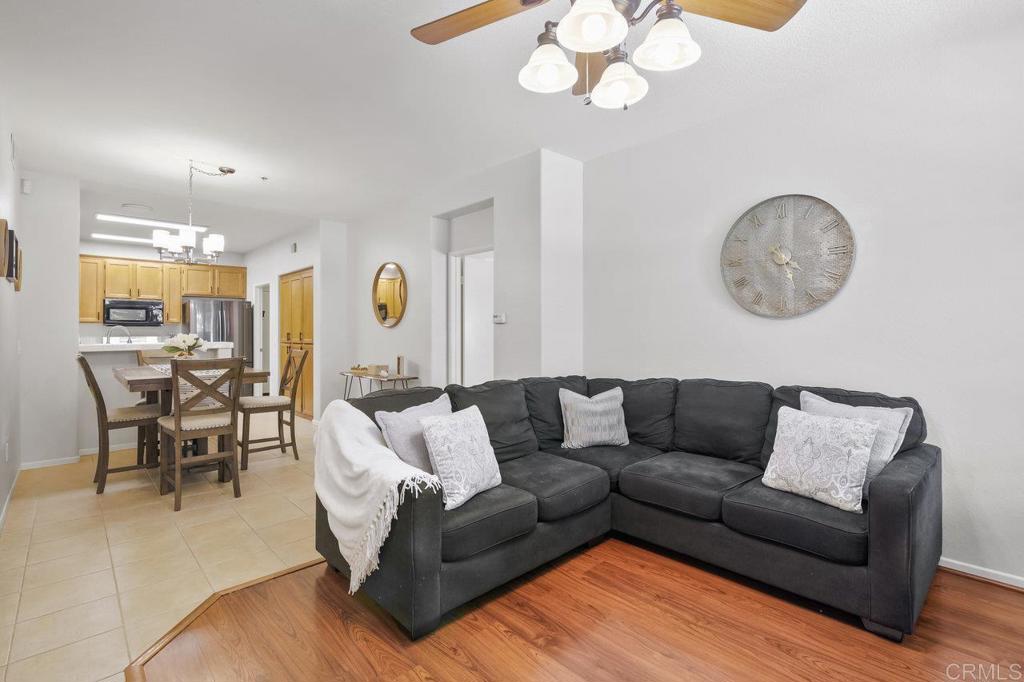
[{"xmin": 461, "ymin": 251, "xmax": 494, "ymax": 386}]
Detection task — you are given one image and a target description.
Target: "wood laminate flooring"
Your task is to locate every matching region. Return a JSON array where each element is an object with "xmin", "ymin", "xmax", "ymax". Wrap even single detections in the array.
[{"xmin": 136, "ymin": 538, "xmax": 1024, "ymax": 681}]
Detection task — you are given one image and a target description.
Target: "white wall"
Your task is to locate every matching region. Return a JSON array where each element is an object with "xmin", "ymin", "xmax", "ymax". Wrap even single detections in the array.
[
  {"xmin": 449, "ymin": 205, "xmax": 494, "ymax": 254},
  {"xmin": 582, "ymin": 30, "xmax": 1024, "ymax": 584},
  {"xmin": 0, "ymin": 102, "xmax": 22, "ymax": 518},
  {"xmin": 19, "ymin": 171, "xmax": 81, "ymax": 467},
  {"xmin": 347, "ymin": 149, "xmax": 584, "ymax": 387}
]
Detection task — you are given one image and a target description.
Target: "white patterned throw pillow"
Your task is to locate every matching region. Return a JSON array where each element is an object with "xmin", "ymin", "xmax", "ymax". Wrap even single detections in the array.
[
  {"xmin": 374, "ymin": 394, "xmax": 452, "ymax": 473},
  {"xmin": 559, "ymin": 387, "xmax": 629, "ymax": 449},
  {"xmin": 763, "ymin": 407, "xmax": 879, "ymax": 513},
  {"xmin": 420, "ymin": 405, "xmax": 502, "ymax": 510},
  {"xmin": 799, "ymin": 391, "xmax": 914, "ymax": 497}
]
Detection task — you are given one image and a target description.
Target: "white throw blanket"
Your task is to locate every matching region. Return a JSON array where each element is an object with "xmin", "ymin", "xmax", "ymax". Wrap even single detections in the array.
[{"xmin": 314, "ymin": 399, "xmax": 441, "ymax": 593}]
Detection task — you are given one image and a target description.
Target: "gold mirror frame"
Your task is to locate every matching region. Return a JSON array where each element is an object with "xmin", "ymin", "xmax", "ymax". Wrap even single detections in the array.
[{"xmin": 372, "ymin": 262, "xmax": 407, "ymax": 328}]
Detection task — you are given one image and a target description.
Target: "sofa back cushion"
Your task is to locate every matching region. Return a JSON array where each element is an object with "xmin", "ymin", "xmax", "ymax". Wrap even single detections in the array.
[
  {"xmin": 445, "ymin": 380, "xmax": 538, "ymax": 462},
  {"xmin": 761, "ymin": 385, "xmax": 927, "ymax": 468},
  {"xmin": 521, "ymin": 376, "xmax": 588, "ymax": 450},
  {"xmin": 674, "ymin": 379, "xmax": 774, "ymax": 465},
  {"xmin": 588, "ymin": 378, "xmax": 677, "ymax": 451},
  {"xmin": 349, "ymin": 387, "xmax": 444, "ymax": 426}
]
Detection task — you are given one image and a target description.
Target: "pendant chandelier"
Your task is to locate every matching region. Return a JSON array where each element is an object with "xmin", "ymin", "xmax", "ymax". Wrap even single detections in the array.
[
  {"xmin": 518, "ymin": 0, "xmax": 701, "ymax": 110},
  {"xmin": 152, "ymin": 160, "xmax": 232, "ymax": 264}
]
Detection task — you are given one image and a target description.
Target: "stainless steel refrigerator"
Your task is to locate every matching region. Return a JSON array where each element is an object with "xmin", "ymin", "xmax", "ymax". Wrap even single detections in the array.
[{"xmin": 183, "ymin": 297, "xmax": 254, "ymax": 393}]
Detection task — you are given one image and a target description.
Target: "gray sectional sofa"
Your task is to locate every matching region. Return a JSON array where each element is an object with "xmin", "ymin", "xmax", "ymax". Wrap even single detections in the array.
[{"xmin": 314, "ymin": 377, "xmax": 942, "ymax": 642}]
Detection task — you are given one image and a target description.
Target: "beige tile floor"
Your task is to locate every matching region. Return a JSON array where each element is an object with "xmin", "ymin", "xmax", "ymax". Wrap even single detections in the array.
[{"xmin": 0, "ymin": 413, "xmax": 319, "ymax": 682}]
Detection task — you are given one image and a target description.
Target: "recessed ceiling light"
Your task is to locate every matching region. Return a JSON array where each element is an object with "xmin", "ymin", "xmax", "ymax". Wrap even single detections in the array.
[
  {"xmin": 120, "ymin": 203, "xmax": 153, "ymax": 213},
  {"xmin": 95, "ymin": 213, "xmax": 209, "ymax": 232},
  {"xmin": 91, "ymin": 232, "xmax": 153, "ymax": 244}
]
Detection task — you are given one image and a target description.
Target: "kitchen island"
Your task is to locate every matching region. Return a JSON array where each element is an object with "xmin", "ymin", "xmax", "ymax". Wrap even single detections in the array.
[{"xmin": 77, "ymin": 338, "xmax": 236, "ymax": 455}]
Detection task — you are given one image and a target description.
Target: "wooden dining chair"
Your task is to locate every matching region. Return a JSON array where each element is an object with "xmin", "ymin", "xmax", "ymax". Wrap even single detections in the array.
[
  {"xmin": 238, "ymin": 348, "xmax": 308, "ymax": 470},
  {"xmin": 157, "ymin": 357, "xmax": 244, "ymax": 511},
  {"xmin": 78, "ymin": 354, "xmax": 162, "ymax": 494},
  {"xmin": 133, "ymin": 348, "xmax": 178, "ymax": 452}
]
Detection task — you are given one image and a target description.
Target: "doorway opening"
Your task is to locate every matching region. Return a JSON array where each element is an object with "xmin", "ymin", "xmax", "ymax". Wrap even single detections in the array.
[
  {"xmin": 256, "ymin": 283, "xmax": 271, "ymax": 396},
  {"xmin": 449, "ymin": 250, "xmax": 494, "ymax": 386}
]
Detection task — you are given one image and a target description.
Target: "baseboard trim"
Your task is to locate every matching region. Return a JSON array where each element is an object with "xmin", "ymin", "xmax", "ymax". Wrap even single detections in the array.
[
  {"xmin": 0, "ymin": 469, "xmax": 20, "ymax": 529},
  {"xmin": 940, "ymin": 557, "xmax": 1024, "ymax": 591},
  {"xmin": 20, "ymin": 456, "xmax": 81, "ymax": 470},
  {"xmin": 78, "ymin": 442, "xmax": 134, "ymax": 457}
]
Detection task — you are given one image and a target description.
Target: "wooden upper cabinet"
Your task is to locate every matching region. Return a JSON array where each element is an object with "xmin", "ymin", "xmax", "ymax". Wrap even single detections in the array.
[
  {"xmin": 214, "ymin": 266, "xmax": 246, "ymax": 299},
  {"xmin": 79, "ymin": 256, "xmax": 104, "ymax": 322},
  {"xmin": 182, "ymin": 265, "xmax": 215, "ymax": 296},
  {"xmin": 134, "ymin": 262, "xmax": 164, "ymax": 300},
  {"xmin": 104, "ymin": 259, "xmax": 135, "ymax": 299},
  {"xmin": 163, "ymin": 264, "xmax": 183, "ymax": 323},
  {"xmin": 301, "ymin": 271, "xmax": 314, "ymax": 344}
]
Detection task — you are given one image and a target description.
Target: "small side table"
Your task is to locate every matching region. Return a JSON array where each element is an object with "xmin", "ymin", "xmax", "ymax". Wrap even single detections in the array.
[{"xmin": 341, "ymin": 371, "xmax": 419, "ymax": 399}]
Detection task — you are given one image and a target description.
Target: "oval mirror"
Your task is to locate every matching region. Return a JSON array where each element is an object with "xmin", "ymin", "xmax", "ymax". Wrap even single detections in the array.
[{"xmin": 372, "ymin": 262, "xmax": 407, "ymax": 328}]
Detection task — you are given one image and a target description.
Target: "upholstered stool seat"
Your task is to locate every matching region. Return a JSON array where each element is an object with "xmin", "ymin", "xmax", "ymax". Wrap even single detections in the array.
[
  {"xmin": 108, "ymin": 403, "xmax": 162, "ymax": 423},
  {"xmin": 157, "ymin": 413, "xmax": 233, "ymax": 432},
  {"xmin": 239, "ymin": 395, "xmax": 291, "ymax": 409}
]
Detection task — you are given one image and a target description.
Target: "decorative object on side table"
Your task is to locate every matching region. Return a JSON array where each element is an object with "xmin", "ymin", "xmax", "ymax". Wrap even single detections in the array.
[
  {"xmin": 721, "ymin": 194, "xmax": 855, "ymax": 318},
  {"xmin": 4, "ymin": 228, "xmax": 17, "ymax": 283},
  {"xmin": 163, "ymin": 333, "xmax": 205, "ymax": 358},
  {"xmin": 14, "ymin": 246, "xmax": 23, "ymax": 292}
]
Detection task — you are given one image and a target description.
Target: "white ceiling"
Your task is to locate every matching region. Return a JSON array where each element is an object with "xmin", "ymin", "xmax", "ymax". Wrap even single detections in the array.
[
  {"xmin": 79, "ymin": 181, "xmax": 317, "ymax": 254},
  {"xmin": 1, "ymin": 0, "xmax": 1021, "ymax": 230}
]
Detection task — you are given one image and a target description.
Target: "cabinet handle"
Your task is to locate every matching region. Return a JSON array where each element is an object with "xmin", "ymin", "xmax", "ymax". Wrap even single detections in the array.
[{"xmin": 299, "ymin": 332, "xmax": 303, "ymax": 342}]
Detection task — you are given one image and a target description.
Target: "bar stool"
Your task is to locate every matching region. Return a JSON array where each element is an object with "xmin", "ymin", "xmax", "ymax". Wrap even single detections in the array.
[
  {"xmin": 238, "ymin": 348, "xmax": 308, "ymax": 470},
  {"xmin": 78, "ymin": 354, "xmax": 162, "ymax": 494},
  {"xmin": 158, "ymin": 357, "xmax": 244, "ymax": 511}
]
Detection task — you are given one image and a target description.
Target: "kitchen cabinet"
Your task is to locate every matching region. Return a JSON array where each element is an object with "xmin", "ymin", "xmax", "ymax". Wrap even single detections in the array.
[
  {"xmin": 104, "ymin": 259, "xmax": 136, "ymax": 299},
  {"xmin": 214, "ymin": 266, "xmax": 246, "ymax": 298},
  {"xmin": 79, "ymin": 256, "xmax": 104, "ymax": 322},
  {"xmin": 181, "ymin": 264, "xmax": 214, "ymax": 296},
  {"xmin": 163, "ymin": 264, "xmax": 183, "ymax": 323},
  {"xmin": 135, "ymin": 262, "xmax": 164, "ymax": 300}
]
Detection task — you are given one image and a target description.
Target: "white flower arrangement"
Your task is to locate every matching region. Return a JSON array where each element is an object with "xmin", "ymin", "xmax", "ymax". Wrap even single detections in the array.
[{"xmin": 163, "ymin": 333, "xmax": 205, "ymax": 358}]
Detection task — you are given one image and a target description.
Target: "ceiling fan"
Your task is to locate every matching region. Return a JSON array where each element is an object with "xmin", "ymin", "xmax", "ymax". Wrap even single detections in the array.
[{"xmin": 412, "ymin": 0, "xmax": 807, "ymax": 109}]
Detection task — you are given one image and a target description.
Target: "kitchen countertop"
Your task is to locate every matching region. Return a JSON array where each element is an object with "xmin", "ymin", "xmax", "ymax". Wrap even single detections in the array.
[{"xmin": 78, "ymin": 337, "xmax": 235, "ymax": 353}]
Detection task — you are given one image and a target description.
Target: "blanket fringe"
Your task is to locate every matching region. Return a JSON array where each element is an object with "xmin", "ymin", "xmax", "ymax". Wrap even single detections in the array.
[{"xmin": 348, "ymin": 473, "xmax": 441, "ymax": 593}]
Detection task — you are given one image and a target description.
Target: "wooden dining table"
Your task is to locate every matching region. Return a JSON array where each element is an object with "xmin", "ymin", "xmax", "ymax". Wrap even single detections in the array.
[{"xmin": 113, "ymin": 364, "xmax": 270, "ymax": 466}]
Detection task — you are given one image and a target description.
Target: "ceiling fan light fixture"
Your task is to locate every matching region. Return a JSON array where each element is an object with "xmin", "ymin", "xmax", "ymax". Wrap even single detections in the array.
[
  {"xmin": 591, "ymin": 58, "xmax": 648, "ymax": 109},
  {"xmin": 519, "ymin": 43, "xmax": 578, "ymax": 93},
  {"xmin": 633, "ymin": 14, "xmax": 701, "ymax": 72},
  {"xmin": 556, "ymin": 0, "xmax": 628, "ymax": 53}
]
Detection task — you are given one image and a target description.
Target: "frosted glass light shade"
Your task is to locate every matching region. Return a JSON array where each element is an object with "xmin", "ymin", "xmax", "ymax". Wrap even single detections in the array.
[
  {"xmin": 591, "ymin": 61, "xmax": 649, "ymax": 109},
  {"xmin": 152, "ymin": 229, "xmax": 171, "ymax": 250},
  {"xmin": 179, "ymin": 227, "xmax": 197, "ymax": 249},
  {"xmin": 166, "ymin": 234, "xmax": 184, "ymax": 253},
  {"xmin": 633, "ymin": 17, "xmax": 701, "ymax": 72},
  {"xmin": 519, "ymin": 44, "xmax": 578, "ymax": 93},
  {"xmin": 203, "ymin": 233, "xmax": 225, "ymax": 254},
  {"xmin": 556, "ymin": 0, "xmax": 628, "ymax": 53}
]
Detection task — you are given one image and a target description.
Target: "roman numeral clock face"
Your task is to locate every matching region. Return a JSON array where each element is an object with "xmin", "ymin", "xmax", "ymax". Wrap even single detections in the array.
[{"xmin": 720, "ymin": 195, "xmax": 855, "ymax": 318}]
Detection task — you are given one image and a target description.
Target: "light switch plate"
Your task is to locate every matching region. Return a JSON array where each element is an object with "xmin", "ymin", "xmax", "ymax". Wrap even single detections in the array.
[{"xmin": 493, "ymin": 313, "xmax": 507, "ymax": 324}]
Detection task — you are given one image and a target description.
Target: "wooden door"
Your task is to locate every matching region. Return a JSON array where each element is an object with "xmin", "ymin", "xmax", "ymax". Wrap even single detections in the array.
[
  {"xmin": 163, "ymin": 264, "xmax": 183, "ymax": 323},
  {"xmin": 182, "ymin": 265, "xmax": 214, "ymax": 296},
  {"xmin": 299, "ymin": 344, "xmax": 313, "ymax": 417},
  {"xmin": 279, "ymin": 277, "xmax": 294, "ymax": 343},
  {"xmin": 79, "ymin": 256, "xmax": 104, "ymax": 322},
  {"xmin": 300, "ymin": 271, "xmax": 314, "ymax": 344},
  {"xmin": 134, "ymin": 262, "xmax": 164, "ymax": 300},
  {"xmin": 290, "ymin": 277, "xmax": 303, "ymax": 344},
  {"xmin": 214, "ymin": 266, "xmax": 246, "ymax": 298},
  {"xmin": 104, "ymin": 259, "xmax": 134, "ymax": 299}
]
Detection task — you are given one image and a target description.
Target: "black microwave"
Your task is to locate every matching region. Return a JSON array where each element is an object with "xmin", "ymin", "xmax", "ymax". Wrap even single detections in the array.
[{"xmin": 103, "ymin": 299, "xmax": 164, "ymax": 326}]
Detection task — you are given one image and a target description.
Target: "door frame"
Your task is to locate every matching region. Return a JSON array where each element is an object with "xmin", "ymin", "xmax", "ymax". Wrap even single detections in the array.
[{"xmin": 254, "ymin": 283, "xmax": 271, "ymax": 396}]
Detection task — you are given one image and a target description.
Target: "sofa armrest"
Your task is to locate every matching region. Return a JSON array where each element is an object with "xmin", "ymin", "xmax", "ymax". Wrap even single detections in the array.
[
  {"xmin": 315, "ymin": 486, "xmax": 443, "ymax": 638},
  {"xmin": 867, "ymin": 444, "xmax": 942, "ymax": 634}
]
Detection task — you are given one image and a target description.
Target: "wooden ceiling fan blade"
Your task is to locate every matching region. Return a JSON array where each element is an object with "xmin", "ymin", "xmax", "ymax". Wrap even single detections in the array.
[
  {"xmin": 680, "ymin": 0, "xmax": 807, "ymax": 32},
  {"xmin": 411, "ymin": 0, "xmax": 551, "ymax": 45},
  {"xmin": 572, "ymin": 52, "xmax": 607, "ymax": 96}
]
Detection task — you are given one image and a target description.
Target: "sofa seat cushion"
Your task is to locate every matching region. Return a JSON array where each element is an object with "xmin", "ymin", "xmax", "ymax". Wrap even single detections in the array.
[
  {"xmin": 618, "ymin": 452, "xmax": 762, "ymax": 520},
  {"xmin": 499, "ymin": 453, "xmax": 609, "ymax": 522},
  {"xmin": 545, "ymin": 443, "xmax": 661, "ymax": 490},
  {"xmin": 441, "ymin": 484, "xmax": 537, "ymax": 561},
  {"xmin": 722, "ymin": 479, "xmax": 869, "ymax": 565}
]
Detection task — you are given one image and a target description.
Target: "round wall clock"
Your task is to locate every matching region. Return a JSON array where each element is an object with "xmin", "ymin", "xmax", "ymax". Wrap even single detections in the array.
[{"xmin": 720, "ymin": 194, "xmax": 855, "ymax": 318}]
